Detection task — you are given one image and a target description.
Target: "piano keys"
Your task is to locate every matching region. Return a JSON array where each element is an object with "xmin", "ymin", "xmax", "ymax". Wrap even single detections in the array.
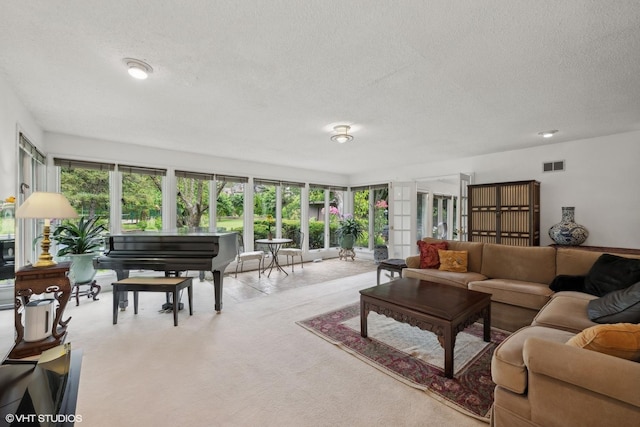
[{"xmin": 94, "ymin": 232, "xmax": 237, "ymax": 312}]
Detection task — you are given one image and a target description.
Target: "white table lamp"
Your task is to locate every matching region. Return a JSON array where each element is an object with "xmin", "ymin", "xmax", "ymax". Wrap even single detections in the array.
[{"xmin": 15, "ymin": 192, "xmax": 78, "ymax": 268}]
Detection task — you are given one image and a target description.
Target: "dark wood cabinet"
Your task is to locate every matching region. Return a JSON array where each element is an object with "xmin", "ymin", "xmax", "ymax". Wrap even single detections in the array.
[{"xmin": 468, "ymin": 180, "xmax": 540, "ymax": 246}]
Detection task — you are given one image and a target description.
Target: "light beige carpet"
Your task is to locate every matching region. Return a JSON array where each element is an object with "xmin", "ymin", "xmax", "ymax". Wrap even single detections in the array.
[
  {"xmin": 298, "ymin": 304, "xmax": 506, "ymax": 421},
  {"xmin": 0, "ymin": 271, "xmax": 486, "ymax": 427}
]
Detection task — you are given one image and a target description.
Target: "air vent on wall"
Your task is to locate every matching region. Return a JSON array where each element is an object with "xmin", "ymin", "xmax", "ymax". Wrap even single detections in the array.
[{"xmin": 543, "ymin": 160, "xmax": 565, "ymax": 172}]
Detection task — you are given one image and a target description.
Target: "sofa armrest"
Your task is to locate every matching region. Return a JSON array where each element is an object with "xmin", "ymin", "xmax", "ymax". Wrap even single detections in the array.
[
  {"xmin": 523, "ymin": 337, "xmax": 640, "ymax": 407},
  {"xmin": 405, "ymin": 255, "xmax": 420, "ymax": 268}
]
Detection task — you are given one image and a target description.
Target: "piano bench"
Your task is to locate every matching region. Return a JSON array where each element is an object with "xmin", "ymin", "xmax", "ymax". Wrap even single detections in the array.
[{"xmin": 112, "ymin": 277, "xmax": 193, "ymax": 326}]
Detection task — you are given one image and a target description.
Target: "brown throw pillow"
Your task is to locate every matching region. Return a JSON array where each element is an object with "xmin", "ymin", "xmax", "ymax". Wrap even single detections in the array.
[
  {"xmin": 438, "ymin": 250, "xmax": 468, "ymax": 273},
  {"xmin": 416, "ymin": 241, "xmax": 448, "ymax": 269},
  {"xmin": 566, "ymin": 323, "xmax": 640, "ymax": 361}
]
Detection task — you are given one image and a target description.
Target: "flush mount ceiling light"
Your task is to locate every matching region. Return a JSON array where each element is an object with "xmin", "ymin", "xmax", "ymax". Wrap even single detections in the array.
[
  {"xmin": 538, "ymin": 130, "xmax": 558, "ymax": 138},
  {"xmin": 330, "ymin": 125, "xmax": 354, "ymax": 143},
  {"xmin": 123, "ymin": 58, "xmax": 153, "ymax": 80}
]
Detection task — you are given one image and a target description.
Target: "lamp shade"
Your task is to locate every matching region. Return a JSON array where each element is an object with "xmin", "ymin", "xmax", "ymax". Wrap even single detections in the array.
[{"xmin": 15, "ymin": 192, "xmax": 78, "ymax": 219}]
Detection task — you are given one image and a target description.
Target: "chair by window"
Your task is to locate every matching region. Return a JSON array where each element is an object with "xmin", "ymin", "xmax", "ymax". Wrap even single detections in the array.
[
  {"xmin": 279, "ymin": 230, "xmax": 303, "ymax": 272},
  {"xmin": 0, "ymin": 239, "xmax": 15, "ymax": 281},
  {"xmin": 235, "ymin": 233, "xmax": 264, "ymax": 278}
]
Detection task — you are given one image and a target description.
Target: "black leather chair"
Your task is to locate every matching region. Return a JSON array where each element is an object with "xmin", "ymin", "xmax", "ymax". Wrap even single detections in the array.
[{"xmin": 0, "ymin": 239, "xmax": 15, "ymax": 281}]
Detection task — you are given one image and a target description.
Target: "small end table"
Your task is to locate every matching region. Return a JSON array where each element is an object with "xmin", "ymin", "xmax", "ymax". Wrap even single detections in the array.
[
  {"xmin": 376, "ymin": 258, "xmax": 407, "ymax": 285},
  {"xmin": 9, "ymin": 262, "xmax": 72, "ymax": 359}
]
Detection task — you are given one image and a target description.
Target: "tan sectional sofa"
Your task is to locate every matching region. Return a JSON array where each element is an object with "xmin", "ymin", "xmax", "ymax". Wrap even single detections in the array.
[
  {"xmin": 491, "ymin": 291, "xmax": 640, "ymax": 427},
  {"xmin": 403, "ymin": 238, "xmax": 640, "ymax": 426},
  {"xmin": 404, "ymin": 238, "xmax": 557, "ymax": 332}
]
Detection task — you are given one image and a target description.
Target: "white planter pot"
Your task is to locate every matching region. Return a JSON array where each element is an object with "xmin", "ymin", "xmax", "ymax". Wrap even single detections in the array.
[{"xmin": 67, "ymin": 253, "xmax": 98, "ymax": 285}]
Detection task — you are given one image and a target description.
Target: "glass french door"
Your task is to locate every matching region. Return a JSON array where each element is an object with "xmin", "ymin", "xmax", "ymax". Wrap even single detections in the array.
[
  {"xmin": 390, "ymin": 181, "xmax": 415, "ymax": 259},
  {"xmin": 17, "ymin": 133, "xmax": 46, "ymax": 266}
]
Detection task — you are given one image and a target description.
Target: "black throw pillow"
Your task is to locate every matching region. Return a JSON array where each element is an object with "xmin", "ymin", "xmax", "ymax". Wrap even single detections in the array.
[
  {"xmin": 549, "ymin": 275, "xmax": 586, "ymax": 292},
  {"xmin": 587, "ymin": 281, "xmax": 640, "ymax": 323},
  {"xmin": 584, "ymin": 254, "xmax": 640, "ymax": 297}
]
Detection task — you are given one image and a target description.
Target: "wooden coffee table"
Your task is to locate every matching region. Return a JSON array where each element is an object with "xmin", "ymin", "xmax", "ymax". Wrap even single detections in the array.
[{"xmin": 360, "ymin": 277, "xmax": 491, "ymax": 378}]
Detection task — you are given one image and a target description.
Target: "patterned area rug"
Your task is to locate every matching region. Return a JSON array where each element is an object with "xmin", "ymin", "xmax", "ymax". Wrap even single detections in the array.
[{"xmin": 297, "ymin": 303, "xmax": 509, "ymax": 422}]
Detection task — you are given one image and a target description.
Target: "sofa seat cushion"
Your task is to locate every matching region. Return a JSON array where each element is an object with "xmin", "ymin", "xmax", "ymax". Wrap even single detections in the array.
[
  {"xmin": 468, "ymin": 279, "xmax": 553, "ymax": 310},
  {"xmin": 492, "ymin": 325, "xmax": 575, "ymax": 394},
  {"xmin": 402, "ymin": 268, "xmax": 486, "ymax": 288},
  {"xmin": 532, "ymin": 292, "xmax": 599, "ymax": 333}
]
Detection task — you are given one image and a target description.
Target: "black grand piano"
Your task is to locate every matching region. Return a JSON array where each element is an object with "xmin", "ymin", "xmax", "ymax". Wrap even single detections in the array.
[{"xmin": 94, "ymin": 232, "xmax": 237, "ymax": 312}]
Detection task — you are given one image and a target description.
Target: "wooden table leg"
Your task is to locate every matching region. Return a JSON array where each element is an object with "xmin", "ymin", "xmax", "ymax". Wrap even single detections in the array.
[
  {"xmin": 444, "ymin": 327, "xmax": 454, "ymax": 378},
  {"xmin": 173, "ymin": 288, "xmax": 179, "ymax": 326},
  {"xmin": 112, "ymin": 287, "xmax": 119, "ymax": 324},
  {"xmin": 360, "ymin": 300, "xmax": 368, "ymax": 338},
  {"xmin": 483, "ymin": 305, "xmax": 491, "ymax": 342}
]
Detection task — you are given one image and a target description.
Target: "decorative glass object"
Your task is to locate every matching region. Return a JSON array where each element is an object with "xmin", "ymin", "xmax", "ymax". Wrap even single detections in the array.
[{"xmin": 548, "ymin": 207, "xmax": 589, "ymax": 246}]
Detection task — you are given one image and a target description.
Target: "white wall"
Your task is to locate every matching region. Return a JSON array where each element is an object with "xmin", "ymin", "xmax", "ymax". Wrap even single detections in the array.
[
  {"xmin": 351, "ymin": 131, "xmax": 640, "ymax": 249},
  {"xmin": 0, "ymin": 75, "xmax": 44, "ymax": 198},
  {"xmin": 45, "ymin": 132, "xmax": 348, "ymax": 186}
]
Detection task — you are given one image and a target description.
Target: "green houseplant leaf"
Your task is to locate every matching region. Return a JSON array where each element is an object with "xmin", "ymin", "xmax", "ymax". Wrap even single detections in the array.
[
  {"xmin": 335, "ymin": 215, "xmax": 364, "ymax": 240},
  {"xmin": 52, "ymin": 216, "xmax": 107, "ymax": 256}
]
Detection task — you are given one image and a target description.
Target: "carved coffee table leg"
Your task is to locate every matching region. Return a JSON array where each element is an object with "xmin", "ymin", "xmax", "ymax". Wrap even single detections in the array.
[
  {"xmin": 360, "ymin": 300, "xmax": 368, "ymax": 337},
  {"xmin": 483, "ymin": 305, "xmax": 491, "ymax": 342},
  {"xmin": 444, "ymin": 327, "xmax": 455, "ymax": 378}
]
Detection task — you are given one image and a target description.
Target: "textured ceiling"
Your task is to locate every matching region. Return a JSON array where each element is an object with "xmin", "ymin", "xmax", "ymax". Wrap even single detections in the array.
[{"xmin": 1, "ymin": 1, "xmax": 639, "ymax": 175}]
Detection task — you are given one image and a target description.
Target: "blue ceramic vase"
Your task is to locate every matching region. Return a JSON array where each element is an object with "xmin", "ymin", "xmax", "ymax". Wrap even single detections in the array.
[{"xmin": 548, "ymin": 207, "xmax": 589, "ymax": 246}]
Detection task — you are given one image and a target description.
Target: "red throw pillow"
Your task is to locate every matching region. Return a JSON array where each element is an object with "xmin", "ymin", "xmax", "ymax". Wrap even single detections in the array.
[{"xmin": 416, "ymin": 241, "xmax": 448, "ymax": 269}]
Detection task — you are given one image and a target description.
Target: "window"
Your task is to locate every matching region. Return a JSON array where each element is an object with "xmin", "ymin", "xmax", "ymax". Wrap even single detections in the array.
[
  {"xmin": 309, "ymin": 184, "xmax": 346, "ymax": 249},
  {"xmin": 175, "ymin": 170, "xmax": 213, "ymax": 231},
  {"xmin": 55, "ymin": 158, "xmax": 114, "ymax": 230},
  {"xmin": 372, "ymin": 186, "xmax": 389, "ymax": 245},
  {"xmin": 417, "ymin": 192, "xmax": 429, "ymax": 240},
  {"xmin": 328, "ymin": 188, "xmax": 345, "ymax": 248},
  {"xmin": 253, "ymin": 179, "xmax": 277, "ymax": 241},
  {"xmin": 215, "ymin": 175, "xmax": 247, "ymax": 233},
  {"xmin": 308, "ymin": 187, "xmax": 326, "ymax": 249},
  {"xmin": 281, "ymin": 181, "xmax": 304, "ymax": 241},
  {"xmin": 17, "ymin": 133, "xmax": 46, "ymax": 265},
  {"xmin": 119, "ymin": 165, "xmax": 165, "ymax": 232},
  {"xmin": 351, "ymin": 184, "xmax": 389, "ymax": 249}
]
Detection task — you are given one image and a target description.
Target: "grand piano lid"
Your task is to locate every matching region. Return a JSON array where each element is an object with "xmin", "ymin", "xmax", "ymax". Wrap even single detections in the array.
[{"xmin": 108, "ymin": 230, "xmax": 236, "ymax": 237}]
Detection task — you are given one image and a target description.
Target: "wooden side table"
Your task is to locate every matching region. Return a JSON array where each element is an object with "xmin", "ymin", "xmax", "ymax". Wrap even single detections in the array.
[
  {"xmin": 376, "ymin": 258, "xmax": 407, "ymax": 285},
  {"xmin": 8, "ymin": 262, "xmax": 72, "ymax": 359}
]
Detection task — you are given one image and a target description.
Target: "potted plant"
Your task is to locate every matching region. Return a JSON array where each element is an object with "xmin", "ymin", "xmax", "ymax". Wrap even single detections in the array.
[
  {"xmin": 52, "ymin": 216, "xmax": 107, "ymax": 284},
  {"xmin": 336, "ymin": 215, "xmax": 363, "ymax": 249}
]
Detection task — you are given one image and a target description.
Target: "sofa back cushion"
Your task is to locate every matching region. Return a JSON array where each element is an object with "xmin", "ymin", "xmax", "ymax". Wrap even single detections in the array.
[
  {"xmin": 556, "ymin": 248, "xmax": 640, "ymax": 276},
  {"xmin": 421, "ymin": 238, "xmax": 484, "ymax": 273},
  {"xmin": 583, "ymin": 254, "xmax": 640, "ymax": 297},
  {"xmin": 481, "ymin": 243, "xmax": 556, "ymax": 284},
  {"xmin": 416, "ymin": 240, "xmax": 447, "ymax": 268}
]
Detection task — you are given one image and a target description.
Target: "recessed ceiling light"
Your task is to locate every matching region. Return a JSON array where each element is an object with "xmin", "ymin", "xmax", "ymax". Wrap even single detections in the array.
[
  {"xmin": 538, "ymin": 130, "xmax": 558, "ymax": 138},
  {"xmin": 330, "ymin": 125, "xmax": 354, "ymax": 143},
  {"xmin": 123, "ymin": 58, "xmax": 153, "ymax": 80}
]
